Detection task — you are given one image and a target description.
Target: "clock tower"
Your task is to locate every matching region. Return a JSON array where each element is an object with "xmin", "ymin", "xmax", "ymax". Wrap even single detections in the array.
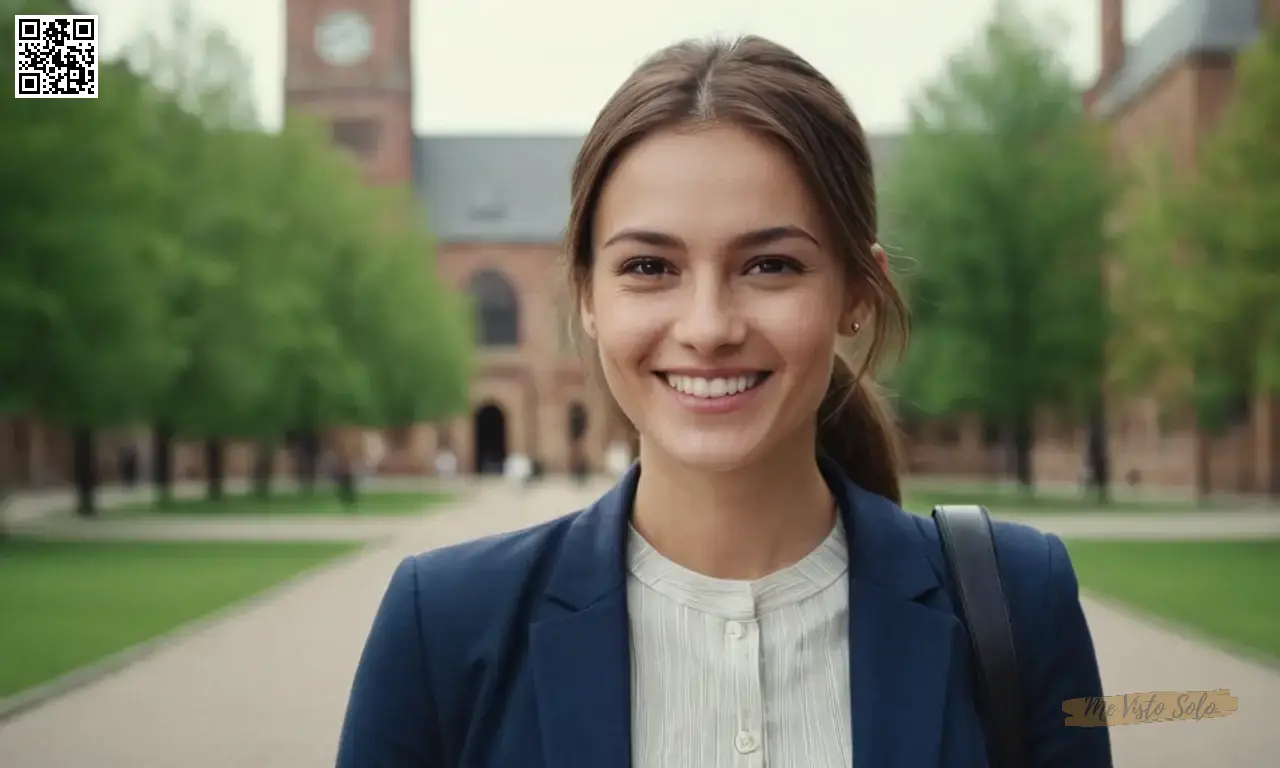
[{"xmin": 283, "ymin": 0, "xmax": 414, "ymax": 187}]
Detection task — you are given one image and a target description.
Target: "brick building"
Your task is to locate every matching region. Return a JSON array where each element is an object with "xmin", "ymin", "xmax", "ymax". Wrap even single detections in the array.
[
  {"xmin": 905, "ymin": 0, "xmax": 1280, "ymax": 494},
  {"xmin": 2, "ymin": 0, "xmax": 1275, "ymax": 490}
]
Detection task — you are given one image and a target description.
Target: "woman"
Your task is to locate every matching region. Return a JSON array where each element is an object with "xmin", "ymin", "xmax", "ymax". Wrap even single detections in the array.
[{"xmin": 337, "ymin": 35, "xmax": 1111, "ymax": 767}]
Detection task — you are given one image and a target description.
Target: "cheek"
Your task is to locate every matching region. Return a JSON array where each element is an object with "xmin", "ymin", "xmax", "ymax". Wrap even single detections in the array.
[
  {"xmin": 592, "ymin": 293, "xmax": 666, "ymax": 372},
  {"xmin": 751, "ymin": 292, "xmax": 840, "ymax": 366}
]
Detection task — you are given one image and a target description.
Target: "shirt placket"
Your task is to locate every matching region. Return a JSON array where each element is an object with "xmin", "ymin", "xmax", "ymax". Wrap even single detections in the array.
[{"xmin": 726, "ymin": 601, "xmax": 766, "ymax": 766}]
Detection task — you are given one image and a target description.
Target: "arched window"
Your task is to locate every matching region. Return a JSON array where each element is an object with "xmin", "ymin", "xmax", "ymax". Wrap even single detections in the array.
[{"xmin": 469, "ymin": 270, "xmax": 519, "ymax": 347}]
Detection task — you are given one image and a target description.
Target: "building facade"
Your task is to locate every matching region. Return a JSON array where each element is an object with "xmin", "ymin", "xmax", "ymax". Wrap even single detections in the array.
[{"xmin": 2, "ymin": 0, "xmax": 1275, "ymax": 490}]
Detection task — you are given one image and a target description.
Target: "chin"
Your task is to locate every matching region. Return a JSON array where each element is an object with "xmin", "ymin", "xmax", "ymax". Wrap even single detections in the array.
[{"xmin": 644, "ymin": 427, "xmax": 767, "ymax": 474}]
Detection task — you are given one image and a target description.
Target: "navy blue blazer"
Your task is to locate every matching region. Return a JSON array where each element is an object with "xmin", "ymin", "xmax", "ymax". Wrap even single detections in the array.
[{"xmin": 337, "ymin": 461, "xmax": 1112, "ymax": 767}]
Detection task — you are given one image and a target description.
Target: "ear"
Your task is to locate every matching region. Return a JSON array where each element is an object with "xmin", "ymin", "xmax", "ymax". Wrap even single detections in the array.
[
  {"xmin": 871, "ymin": 242, "xmax": 888, "ymax": 275},
  {"xmin": 837, "ymin": 244, "xmax": 885, "ymax": 337},
  {"xmin": 837, "ymin": 305, "xmax": 865, "ymax": 338},
  {"xmin": 837, "ymin": 281, "xmax": 868, "ymax": 336}
]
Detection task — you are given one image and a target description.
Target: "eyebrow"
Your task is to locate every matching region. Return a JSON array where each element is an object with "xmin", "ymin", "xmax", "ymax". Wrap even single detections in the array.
[{"xmin": 600, "ymin": 225, "xmax": 820, "ymax": 251}]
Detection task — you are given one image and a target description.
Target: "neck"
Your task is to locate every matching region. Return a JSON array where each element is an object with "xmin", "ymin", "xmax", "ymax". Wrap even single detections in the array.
[{"xmin": 631, "ymin": 432, "xmax": 836, "ymax": 581}]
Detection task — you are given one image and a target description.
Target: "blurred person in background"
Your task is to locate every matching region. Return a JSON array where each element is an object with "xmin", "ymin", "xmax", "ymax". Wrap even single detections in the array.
[
  {"xmin": 604, "ymin": 438, "xmax": 632, "ymax": 478},
  {"xmin": 504, "ymin": 451, "xmax": 532, "ymax": 488}
]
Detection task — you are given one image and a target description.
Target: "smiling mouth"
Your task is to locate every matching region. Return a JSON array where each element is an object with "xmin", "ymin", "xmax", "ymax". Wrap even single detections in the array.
[{"xmin": 658, "ymin": 372, "xmax": 772, "ymax": 399}]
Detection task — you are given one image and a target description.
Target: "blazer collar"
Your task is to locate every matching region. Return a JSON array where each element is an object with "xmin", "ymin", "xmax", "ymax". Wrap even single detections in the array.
[
  {"xmin": 541, "ymin": 455, "xmax": 942, "ymax": 611},
  {"xmin": 532, "ymin": 458, "xmax": 956, "ymax": 768}
]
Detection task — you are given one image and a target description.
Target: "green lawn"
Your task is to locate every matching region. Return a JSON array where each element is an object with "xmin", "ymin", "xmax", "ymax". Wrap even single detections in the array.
[
  {"xmin": 107, "ymin": 488, "xmax": 455, "ymax": 517},
  {"xmin": 0, "ymin": 538, "xmax": 362, "ymax": 699},
  {"xmin": 1065, "ymin": 538, "xmax": 1280, "ymax": 662},
  {"xmin": 902, "ymin": 486, "xmax": 1215, "ymax": 515}
]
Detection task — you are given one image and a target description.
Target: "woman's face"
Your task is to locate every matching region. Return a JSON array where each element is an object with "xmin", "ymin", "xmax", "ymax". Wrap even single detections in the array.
[{"xmin": 584, "ymin": 124, "xmax": 859, "ymax": 472}]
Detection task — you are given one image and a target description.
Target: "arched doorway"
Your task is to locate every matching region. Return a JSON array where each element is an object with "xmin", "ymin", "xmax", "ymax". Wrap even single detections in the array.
[
  {"xmin": 568, "ymin": 402, "xmax": 589, "ymax": 443},
  {"xmin": 473, "ymin": 403, "xmax": 508, "ymax": 475}
]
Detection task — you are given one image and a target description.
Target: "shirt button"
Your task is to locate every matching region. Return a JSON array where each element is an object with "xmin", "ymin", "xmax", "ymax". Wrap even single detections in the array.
[
  {"xmin": 726, "ymin": 621, "xmax": 744, "ymax": 639},
  {"xmin": 734, "ymin": 730, "xmax": 760, "ymax": 754}
]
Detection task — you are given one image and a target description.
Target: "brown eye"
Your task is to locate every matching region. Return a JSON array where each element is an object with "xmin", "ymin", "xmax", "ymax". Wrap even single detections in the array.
[
  {"xmin": 619, "ymin": 257, "xmax": 672, "ymax": 277},
  {"xmin": 745, "ymin": 256, "xmax": 803, "ymax": 275}
]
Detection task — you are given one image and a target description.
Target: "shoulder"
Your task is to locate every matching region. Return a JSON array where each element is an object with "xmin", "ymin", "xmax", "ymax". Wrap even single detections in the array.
[
  {"xmin": 987, "ymin": 518, "xmax": 1088, "ymax": 671},
  {"xmin": 905, "ymin": 507, "xmax": 1112, "ymax": 763},
  {"xmin": 397, "ymin": 508, "xmax": 584, "ymax": 630},
  {"xmin": 337, "ymin": 510, "xmax": 588, "ymax": 765},
  {"xmin": 903, "ymin": 507, "xmax": 1079, "ymax": 636},
  {"xmin": 354, "ymin": 508, "xmax": 586, "ymax": 684}
]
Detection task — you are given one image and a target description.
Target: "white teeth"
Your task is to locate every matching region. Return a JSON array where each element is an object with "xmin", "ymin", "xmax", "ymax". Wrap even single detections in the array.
[{"xmin": 663, "ymin": 373, "xmax": 765, "ymax": 398}]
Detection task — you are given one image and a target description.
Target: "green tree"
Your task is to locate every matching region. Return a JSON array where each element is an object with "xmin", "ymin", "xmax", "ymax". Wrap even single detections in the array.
[
  {"xmin": 1114, "ymin": 26, "xmax": 1280, "ymax": 497},
  {"xmin": 161, "ymin": 126, "xmax": 312, "ymax": 500},
  {"xmin": 258, "ymin": 114, "xmax": 382, "ymax": 491},
  {"xmin": 355, "ymin": 188, "xmax": 473, "ymax": 431},
  {"xmin": 0, "ymin": 11, "xmax": 182, "ymax": 514},
  {"xmin": 262, "ymin": 134, "xmax": 476, "ymax": 497},
  {"xmin": 124, "ymin": 0, "xmax": 283, "ymax": 503},
  {"xmin": 882, "ymin": 1, "xmax": 1118, "ymax": 492}
]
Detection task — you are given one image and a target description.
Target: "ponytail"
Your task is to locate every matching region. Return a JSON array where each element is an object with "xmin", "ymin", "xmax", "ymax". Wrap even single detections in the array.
[{"xmin": 817, "ymin": 354, "xmax": 904, "ymax": 504}]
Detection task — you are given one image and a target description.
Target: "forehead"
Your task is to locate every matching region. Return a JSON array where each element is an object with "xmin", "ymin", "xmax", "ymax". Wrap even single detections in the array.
[{"xmin": 595, "ymin": 124, "xmax": 821, "ymax": 240}]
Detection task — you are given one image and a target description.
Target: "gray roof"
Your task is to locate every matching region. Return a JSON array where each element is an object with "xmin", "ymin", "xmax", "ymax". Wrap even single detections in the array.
[
  {"xmin": 1095, "ymin": 0, "xmax": 1262, "ymax": 117},
  {"xmin": 415, "ymin": 132, "xmax": 903, "ymax": 244},
  {"xmin": 414, "ymin": 135, "xmax": 581, "ymax": 243}
]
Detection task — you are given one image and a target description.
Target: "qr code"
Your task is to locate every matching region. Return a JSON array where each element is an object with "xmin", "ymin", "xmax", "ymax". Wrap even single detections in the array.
[{"xmin": 14, "ymin": 15, "xmax": 99, "ymax": 99}]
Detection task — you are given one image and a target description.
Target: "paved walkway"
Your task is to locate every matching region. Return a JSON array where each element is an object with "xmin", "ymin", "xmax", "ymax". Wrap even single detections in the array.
[
  {"xmin": 0, "ymin": 476, "xmax": 474, "ymax": 526},
  {"xmin": 0, "ymin": 480, "xmax": 1277, "ymax": 766},
  {"xmin": 999, "ymin": 509, "xmax": 1280, "ymax": 539}
]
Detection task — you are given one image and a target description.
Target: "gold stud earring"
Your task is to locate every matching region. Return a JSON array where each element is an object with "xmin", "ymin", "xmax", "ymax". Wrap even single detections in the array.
[{"xmin": 851, "ymin": 321, "xmax": 861, "ymax": 334}]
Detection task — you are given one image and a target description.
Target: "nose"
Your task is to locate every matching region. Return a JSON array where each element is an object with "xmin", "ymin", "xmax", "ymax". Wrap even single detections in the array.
[{"xmin": 670, "ymin": 273, "xmax": 747, "ymax": 353}]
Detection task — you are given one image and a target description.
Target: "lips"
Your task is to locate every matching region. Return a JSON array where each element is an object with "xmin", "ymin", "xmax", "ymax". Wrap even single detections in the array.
[{"xmin": 659, "ymin": 372, "xmax": 771, "ymax": 399}]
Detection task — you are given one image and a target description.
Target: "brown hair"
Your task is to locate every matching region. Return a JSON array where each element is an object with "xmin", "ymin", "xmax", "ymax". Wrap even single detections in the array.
[{"xmin": 564, "ymin": 36, "xmax": 909, "ymax": 503}]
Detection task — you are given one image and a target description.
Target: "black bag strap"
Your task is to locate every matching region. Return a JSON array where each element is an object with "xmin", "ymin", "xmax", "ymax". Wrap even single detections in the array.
[{"xmin": 933, "ymin": 505, "xmax": 1027, "ymax": 768}]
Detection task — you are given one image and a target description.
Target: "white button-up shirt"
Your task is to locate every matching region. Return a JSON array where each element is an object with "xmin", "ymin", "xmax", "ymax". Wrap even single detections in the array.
[{"xmin": 626, "ymin": 520, "xmax": 852, "ymax": 767}]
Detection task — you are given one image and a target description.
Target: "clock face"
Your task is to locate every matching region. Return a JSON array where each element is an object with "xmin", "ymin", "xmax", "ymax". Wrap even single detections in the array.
[{"xmin": 315, "ymin": 10, "xmax": 373, "ymax": 67}]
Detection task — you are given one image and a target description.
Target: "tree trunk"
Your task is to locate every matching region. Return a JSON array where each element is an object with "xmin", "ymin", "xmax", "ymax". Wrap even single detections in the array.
[
  {"xmin": 204, "ymin": 439, "xmax": 225, "ymax": 501},
  {"xmin": 72, "ymin": 428, "xmax": 97, "ymax": 517},
  {"xmin": 0, "ymin": 485, "xmax": 10, "ymax": 540},
  {"xmin": 296, "ymin": 428, "xmax": 319, "ymax": 493},
  {"xmin": 1194, "ymin": 428, "xmax": 1213, "ymax": 504},
  {"xmin": 152, "ymin": 424, "xmax": 174, "ymax": 507},
  {"xmin": 1265, "ymin": 393, "xmax": 1280, "ymax": 497},
  {"xmin": 335, "ymin": 462, "xmax": 357, "ymax": 509},
  {"xmin": 1237, "ymin": 441, "xmax": 1253, "ymax": 495},
  {"xmin": 1086, "ymin": 401, "xmax": 1111, "ymax": 505},
  {"xmin": 1011, "ymin": 410, "xmax": 1034, "ymax": 491},
  {"xmin": 252, "ymin": 440, "xmax": 274, "ymax": 498}
]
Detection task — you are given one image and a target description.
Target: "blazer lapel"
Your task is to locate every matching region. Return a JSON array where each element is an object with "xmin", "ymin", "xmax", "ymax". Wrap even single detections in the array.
[
  {"xmin": 827, "ymin": 461, "xmax": 963, "ymax": 768},
  {"xmin": 529, "ymin": 460, "xmax": 964, "ymax": 768},
  {"xmin": 531, "ymin": 467, "xmax": 638, "ymax": 768}
]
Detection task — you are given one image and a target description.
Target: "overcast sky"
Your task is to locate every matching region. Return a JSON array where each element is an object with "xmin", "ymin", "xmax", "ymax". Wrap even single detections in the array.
[{"xmin": 80, "ymin": 0, "xmax": 1179, "ymax": 134}]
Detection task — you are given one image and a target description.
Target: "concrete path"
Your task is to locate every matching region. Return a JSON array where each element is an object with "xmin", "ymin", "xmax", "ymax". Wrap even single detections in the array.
[
  {"xmin": 0, "ymin": 479, "xmax": 1277, "ymax": 767},
  {"xmin": 999, "ymin": 509, "xmax": 1280, "ymax": 539},
  {"xmin": 0, "ymin": 476, "xmax": 474, "ymax": 526},
  {"xmin": 1084, "ymin": 595, "xmax": 1280, "ymax": 767}
]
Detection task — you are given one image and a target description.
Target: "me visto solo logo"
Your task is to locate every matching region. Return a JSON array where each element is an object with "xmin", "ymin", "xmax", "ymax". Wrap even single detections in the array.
[{"xmin": 1063, "ymin": 689, "xmax": 1239, "ymax": 727}]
